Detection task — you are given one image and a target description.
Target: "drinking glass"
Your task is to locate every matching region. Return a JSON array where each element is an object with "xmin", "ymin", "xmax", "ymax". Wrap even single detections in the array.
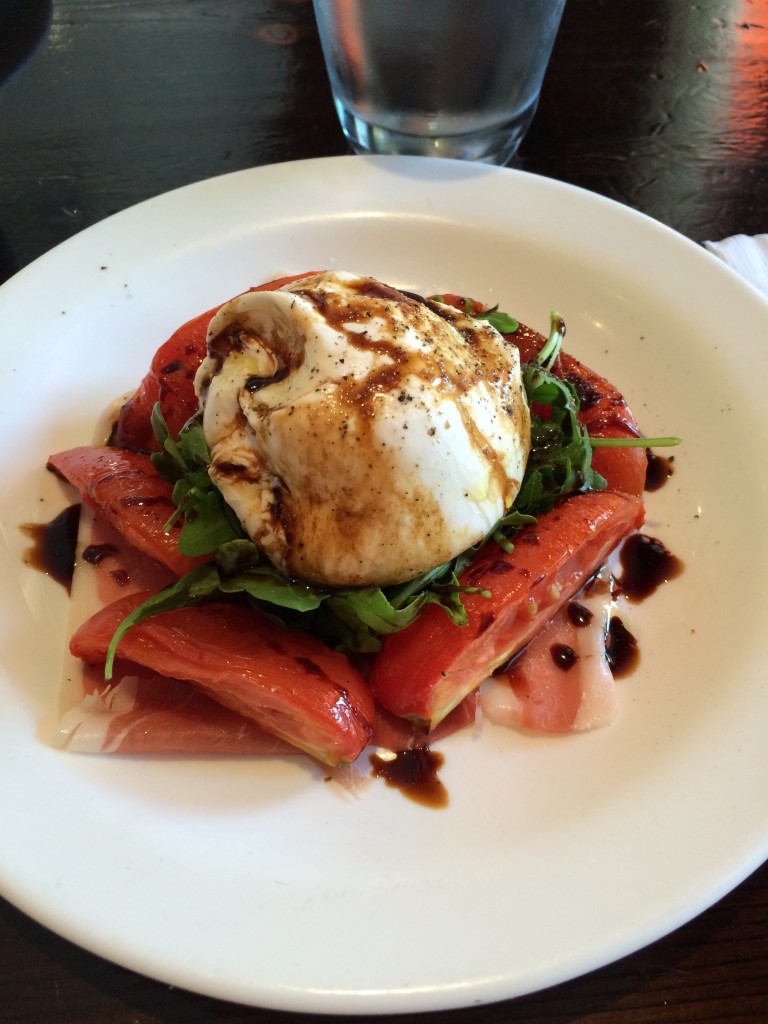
[{"xmin": 313, "ymin": 0, "xmax": 566, "ymax": 165}]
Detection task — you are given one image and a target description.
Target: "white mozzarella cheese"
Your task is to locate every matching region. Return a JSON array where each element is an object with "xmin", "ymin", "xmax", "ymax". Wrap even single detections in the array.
[{"xmin": 195, "ymin": 271, "xmax": 530, "ymax": 586}]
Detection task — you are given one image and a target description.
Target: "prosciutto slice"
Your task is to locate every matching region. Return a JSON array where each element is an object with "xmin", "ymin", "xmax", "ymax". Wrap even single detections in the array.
[
  {"xmin": 58, "ymin": 663, "xmax": 297, "ymax": 756},
  {"xmin": 70, "ymin": 593, "xmax": 376, "ymax": 766},
  {"xmin": 480, "ymin": 579, "xmax": 619, "ymax": 733}
]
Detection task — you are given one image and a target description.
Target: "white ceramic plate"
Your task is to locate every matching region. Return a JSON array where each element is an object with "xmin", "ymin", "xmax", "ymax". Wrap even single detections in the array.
[{"xmin": 0, "ymin": 156, "xmax": 766, "ymax": 1015}]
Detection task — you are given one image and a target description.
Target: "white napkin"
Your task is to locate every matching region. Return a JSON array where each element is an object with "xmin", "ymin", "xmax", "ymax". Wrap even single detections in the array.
[{"xmin": 703, "ymin": 233, "xmax": 768, "ymax": 298}]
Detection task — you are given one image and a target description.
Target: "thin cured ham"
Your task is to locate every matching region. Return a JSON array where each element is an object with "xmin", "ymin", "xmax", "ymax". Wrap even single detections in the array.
[
  {"xmin": 70, "ymin": 593, "xmax": 376, "ymax": 766},
  {"xmin": 58, "ymin": 663, "xmax": 298, "ymax": 756},
  {"xmin": 480, "ymin": 581, "xmax": 619, "ymax": 734}
]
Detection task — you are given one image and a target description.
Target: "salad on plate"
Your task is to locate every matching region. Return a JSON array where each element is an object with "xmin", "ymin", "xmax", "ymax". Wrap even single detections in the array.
[{"xmin": 41, "ymin": 270, "xmax": 679, "ymax": 788}]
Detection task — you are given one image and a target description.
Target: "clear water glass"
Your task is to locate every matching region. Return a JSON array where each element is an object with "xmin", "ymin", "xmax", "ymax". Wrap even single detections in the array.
[{"xmin": 313, "ymin": 0, "xmax": 566, "ymax": 165}]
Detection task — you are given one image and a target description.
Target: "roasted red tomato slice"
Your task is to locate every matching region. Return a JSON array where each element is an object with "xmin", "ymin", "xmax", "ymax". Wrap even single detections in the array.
[
  {"xmin": 111, "ymin": 306, "xmax": 213, "ymax": 451},
  {"xmin": 70, "ymin": 593, "xmax": 375, "ymax": 766},
  {"xmin": 112, "ymin": 272, "xmax": 321, "ymax": 451},
  {"xmin": 369, "ymin": 491, "xmax": 644, "ymax": 730},
  {"xmin": 47, "ymin": 446, "xmax": 205, "ymax": 578}
]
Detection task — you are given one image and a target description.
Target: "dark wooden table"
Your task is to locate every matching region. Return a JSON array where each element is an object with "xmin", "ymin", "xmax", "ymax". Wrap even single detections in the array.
[{"xmin": 1, "ymin": 1, "xmax": 766, "ymax": 1021}]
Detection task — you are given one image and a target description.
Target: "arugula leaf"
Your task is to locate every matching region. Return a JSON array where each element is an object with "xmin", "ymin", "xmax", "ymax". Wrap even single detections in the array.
[
  {"xmin": 471, "ymin": 303, "xmax": 520, "ymax": 334},
  {"xmin": 328, "ymin": 587, "xmax": 431, "ymax": 638},
  {"xmin": 489, "ymin": 510, "xmax": 537, "ymax": 553},
  {"xmin": 534, "ymin": 311, "xmax": 566, "ymax": 369},
  {"xmin": 220, "ymin": 565, "xmax": 326, "ymax": 612},
  {"xmin": 513, "ymin": 312, "xmax": 606, "ymax": 516},
  {"xmin": 150, "ymin": 405, "xmax": 246, "ymax": 555},
  {"xmin": 174, "ymin": 485, "xmax": 244, "ymax": 556},
  {"xmin": 429, "ymin": 294, "xmax": 520, "ymax": 334},
  {"xmin": 516, "ymin": 365, "xmax": 606, "ymax": 516},
  {"xmin": 312, "ymin": 573, "xmax": 490, "ymax": 653},
  {"xmin": 214, "ymin": 538, "xmax": 263, "ymax": 574},
  {"xmin": 590, "ymin": 434, "xmax": 682, "ymax": 448}
]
